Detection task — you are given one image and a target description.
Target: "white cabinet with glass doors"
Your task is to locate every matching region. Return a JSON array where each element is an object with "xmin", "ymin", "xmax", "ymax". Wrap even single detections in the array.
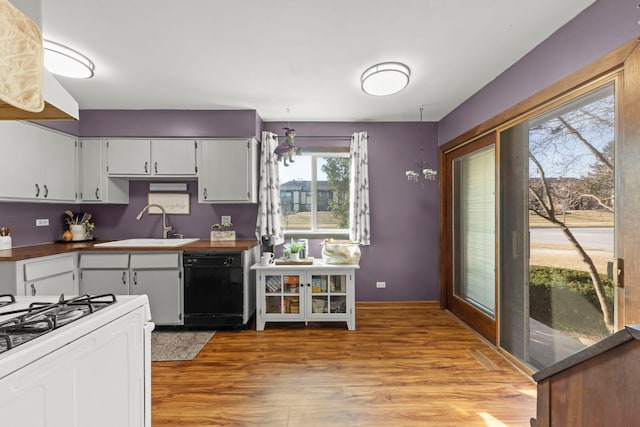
[{"xmin": 252, "ymin": 263, "xmax": 357, "ymax": 331}]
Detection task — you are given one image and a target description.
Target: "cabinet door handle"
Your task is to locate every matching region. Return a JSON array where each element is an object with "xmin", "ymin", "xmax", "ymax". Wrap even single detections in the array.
[
  {"xmin": 203, "ymin": 188, "xmax": 208, "ymax": 200},
  {"xmin": 30, "ymin": 283, "xmax": 36, "ymax": 296},
  {"xmin": 35, "ymin": 183, "xmax": 40, "ymax": 197},
  {"xmin": 133, "ymin": 271, "xmax": 138, "ymax": 285},
  {"xmin": 43, "ymin": 184, "xmax": 48, "ymax": 198},
  {"xmin": 122, "ymin": 271, "xmax": 127, "ymax": 285},
  {"xmin": 144, "ymin": 161, "xmax": 148, "ymax": 174},
  {"xmin": 95, "ymin": 187, "xmax": 100, "ymax": 200},
  {"xmin": 154, "ymin": 161, "xmax": 158, "ymax": 174}
]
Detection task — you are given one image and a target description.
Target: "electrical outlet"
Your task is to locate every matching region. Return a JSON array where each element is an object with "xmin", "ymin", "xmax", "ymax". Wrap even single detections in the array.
[
  {"xmin": 221, "ymin": 215, "xmax": 231, "ymax": 226},
  {"xmin": 376, "ymin": 281, "xmax": 386, "ymax": 289},
  {"xmin": 36, "ymin": 218, "xmax": 49, "ymax": 227}
]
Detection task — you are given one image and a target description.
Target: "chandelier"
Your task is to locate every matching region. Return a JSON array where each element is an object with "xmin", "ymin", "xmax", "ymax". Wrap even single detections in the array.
[{"xmin": 405, "ymin": 106, "xmax": 437, "ymax": 184}]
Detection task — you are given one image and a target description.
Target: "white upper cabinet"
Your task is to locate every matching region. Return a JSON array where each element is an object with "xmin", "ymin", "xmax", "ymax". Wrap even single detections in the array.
[
  {"xmin": 106, "ymin": 139, "xmax": 151, "ymax": 176},
  {"xmin": 106, "ymin": 139, "xmax": 197, "ymax": 177},
  {"xmin": 79, "ymin": 140, "xmax": 129, "ymax": 204},
  {"xmin": 40, "ymin": 131, "xmax": 77, "ymax": 202},
  {"xmin": 0, "ymin": 121, "xmax": 76, "ymax": 202},
  {"xmin": 79, "ymin": 139, "xmax": 103, "ymax": 201},
  {"xmin": 0, "ymin": 121, "xmax": 40, "ymax": 199},
  {"xmin": 151, "ymin": 139, "xmax": 197, "ymax": 176},
  {"xmin": 197, "ymin": 138, "xmax": 258, "ymax": 203}
]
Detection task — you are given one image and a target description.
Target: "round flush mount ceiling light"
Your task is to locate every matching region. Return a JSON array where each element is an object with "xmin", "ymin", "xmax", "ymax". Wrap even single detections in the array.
[
  {"xmin": 360, "ymin": 62, "xmax": 410, "ymax": 96},
  {"xmin": 43, "ymin": 40, "xmax": 95, "ymax": 79}
]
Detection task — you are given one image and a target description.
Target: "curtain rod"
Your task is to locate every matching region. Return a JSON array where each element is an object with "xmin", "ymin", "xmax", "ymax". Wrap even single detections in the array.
[{"xmin": 276, "ymin": 135, "xmax": 352, "ymax": 140}]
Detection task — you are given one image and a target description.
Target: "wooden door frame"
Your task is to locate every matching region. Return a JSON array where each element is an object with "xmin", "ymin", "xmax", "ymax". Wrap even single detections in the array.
[
  {"xmin": 621, "ymin": 42, "xmax": 640, "ymax": 325},
  {"xmin": 440, "ymin": 132, "xmax": 497, "ymax": 344}
]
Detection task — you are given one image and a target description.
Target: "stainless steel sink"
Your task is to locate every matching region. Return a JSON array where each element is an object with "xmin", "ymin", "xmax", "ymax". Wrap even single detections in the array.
[{"xmin": 93, "ymin": 238, "xmax": 199, "ymax": 248}]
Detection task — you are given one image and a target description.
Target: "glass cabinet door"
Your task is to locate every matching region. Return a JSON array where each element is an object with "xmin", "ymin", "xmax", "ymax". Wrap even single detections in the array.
[
  {"xmin": 264, "ymin": 272, "xmax": 304, "ymax": 318},
  {"xmin": 309, "ymin": 273, "xmax": 348, "ymax": 318}
]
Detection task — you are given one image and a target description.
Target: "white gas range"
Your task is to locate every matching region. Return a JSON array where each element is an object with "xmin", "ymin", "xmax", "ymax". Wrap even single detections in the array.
[{"xmin": 0, "ymin": 293, "xmax": 154, "ymax": 427}]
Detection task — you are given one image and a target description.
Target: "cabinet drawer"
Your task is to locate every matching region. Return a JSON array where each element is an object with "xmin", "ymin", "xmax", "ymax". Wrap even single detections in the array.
[
  {"xmin": 80, "ymin": 253, "xmax": 130, "ymax": 269},
  {"xmin": 24, "ymin": 256, "xmax": 75, "ymax": 282},
  {"xmin": 130, "ymin": 253, "xmax": 180, "ymax": 269}
]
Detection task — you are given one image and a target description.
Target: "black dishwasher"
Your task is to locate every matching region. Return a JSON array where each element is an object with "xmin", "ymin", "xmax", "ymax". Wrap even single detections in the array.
[{"xmin": 183, "ymin": 251, "xmax": 245, "ymax": 329}]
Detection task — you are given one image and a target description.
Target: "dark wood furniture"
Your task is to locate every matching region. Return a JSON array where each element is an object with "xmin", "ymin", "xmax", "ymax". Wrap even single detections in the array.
[{"xmin": 531, "ymin": 325, "xmax": 640, "ymax": 426}]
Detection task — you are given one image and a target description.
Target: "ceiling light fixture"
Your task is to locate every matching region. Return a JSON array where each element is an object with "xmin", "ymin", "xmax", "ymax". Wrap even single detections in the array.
[
  {"xmin": 43, "ymin": 40, "xmax": 95, "ymax": 79},
  {"xmin": 360, "ymin": 62, "xmax": 410, "ymax": 96}
]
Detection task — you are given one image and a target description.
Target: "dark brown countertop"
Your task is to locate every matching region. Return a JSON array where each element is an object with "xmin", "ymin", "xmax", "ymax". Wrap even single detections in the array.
[{"xmin": 0, "ymin": 239, "xmax": 260, "ymax": 261}]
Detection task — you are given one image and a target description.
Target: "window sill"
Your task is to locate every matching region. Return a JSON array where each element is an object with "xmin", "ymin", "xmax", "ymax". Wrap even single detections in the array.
[{"xmin": 284, "ymin": 231, "xmax": 349, "ymax": 240}]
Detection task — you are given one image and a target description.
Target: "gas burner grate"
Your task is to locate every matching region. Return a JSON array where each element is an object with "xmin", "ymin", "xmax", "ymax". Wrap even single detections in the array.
[{"xmin": 0, "ymin": 293, "xmax": 117, "ymax": 354}]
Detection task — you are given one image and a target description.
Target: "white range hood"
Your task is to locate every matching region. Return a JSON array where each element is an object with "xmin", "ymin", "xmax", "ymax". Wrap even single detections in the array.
[
  {"xmin": 0, "ymin": 0, "xmax": 79, "ymax": 120},
  {"xmin": 0, "ymin": 69, "xmax": 80, "ymax": 121}
]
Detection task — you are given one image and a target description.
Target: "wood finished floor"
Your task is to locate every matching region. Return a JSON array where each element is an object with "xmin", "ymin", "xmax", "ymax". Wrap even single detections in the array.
[{"xmin": 152, "ymin": 302, "xmax": 536, "ymax": 426}]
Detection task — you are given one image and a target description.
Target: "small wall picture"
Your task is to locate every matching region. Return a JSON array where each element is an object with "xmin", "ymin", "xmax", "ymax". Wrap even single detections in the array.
[{"xmin": 147, "ymin": 193, "xmax": 190, "ymax": 215}]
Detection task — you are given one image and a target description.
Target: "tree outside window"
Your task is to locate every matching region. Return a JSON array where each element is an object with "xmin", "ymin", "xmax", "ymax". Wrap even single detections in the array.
[{"xmin": 279, "ymin": 154, "xmax": 350, "ymax": 232}]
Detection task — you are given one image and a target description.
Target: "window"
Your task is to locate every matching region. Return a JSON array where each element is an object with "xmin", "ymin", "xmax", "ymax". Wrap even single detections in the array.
[{"xmin": 279, "ymin": 152, "xmax": 350, "ymax": 235}]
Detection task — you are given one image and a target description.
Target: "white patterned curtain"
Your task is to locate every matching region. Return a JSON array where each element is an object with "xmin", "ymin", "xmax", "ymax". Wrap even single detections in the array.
[
  {"xmin": 255, "ymin": 131, "xmax": 285, "ymax": 245},
  {"xmin": 349, "ymin": 131, "xmax": 370, "ymax": 245}
]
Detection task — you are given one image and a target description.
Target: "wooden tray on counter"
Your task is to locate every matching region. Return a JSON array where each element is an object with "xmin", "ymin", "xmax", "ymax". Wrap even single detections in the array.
[{"xmin": 275, "ymin": 258, "xmax": 314, "ymax": 265}]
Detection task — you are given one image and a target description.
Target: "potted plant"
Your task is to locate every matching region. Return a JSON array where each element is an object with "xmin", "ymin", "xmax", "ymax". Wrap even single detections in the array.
[
  {"xmin": 210, "ymin": 221, "xmax": 235, "ymax": 241},
  {"xmin": 284, "ymin": 238, "xmax": 305, "ymax": 261}
]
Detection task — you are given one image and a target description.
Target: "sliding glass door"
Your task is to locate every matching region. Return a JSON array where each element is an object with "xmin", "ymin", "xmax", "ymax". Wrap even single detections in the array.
[{"xmin": 499, "ymin": 82, "xmax": 617, "ymax": 370}]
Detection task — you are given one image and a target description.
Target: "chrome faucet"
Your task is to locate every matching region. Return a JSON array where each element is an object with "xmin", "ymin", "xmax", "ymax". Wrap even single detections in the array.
[{"xmin": 135, "ymin": 203, "xmax": 173, "ymax": 239}]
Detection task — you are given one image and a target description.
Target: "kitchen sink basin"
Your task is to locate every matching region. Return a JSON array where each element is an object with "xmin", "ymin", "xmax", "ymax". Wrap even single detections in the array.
[{"xmin": 93, "ymin": 238, "xmax": 199, "ymax": 248}]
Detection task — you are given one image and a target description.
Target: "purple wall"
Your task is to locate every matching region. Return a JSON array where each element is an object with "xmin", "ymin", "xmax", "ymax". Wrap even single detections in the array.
[
  {"xmin": 0, "ymin": 184, "xmax": 258, "ymax": 246},
  {"xmin": 78, "ymin": 109, "xmax": 260, "ymax": 138},
  {"xmin": 31, "ymin": 119, "xmax": 80, "ymax": 136},
  {"xmin": 264, "ymin": 122, "xmax": 440, "ymax": 301},
  {"xmin": 90, "ymin": 120, "xmax": 441, "ymax": 302},
  {"xmin": 0, "ymin": 202, "xmax": 73, "ymax": 246},
  {"xmin": 86, "ymin": 181, "xmax": 259, "ymax": 241},
  {"xmin": 438, "ymin": 0, "xmax": 640, "ymax": 145},
  {"xmin": 0, "ymin": 114, "xmax": 440, "ymax": 302}
]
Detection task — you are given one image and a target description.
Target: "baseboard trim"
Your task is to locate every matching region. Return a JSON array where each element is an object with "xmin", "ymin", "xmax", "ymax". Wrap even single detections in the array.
[{"xmin": 356, "ymin": 301, "xmax": 439, "ymax": 310}]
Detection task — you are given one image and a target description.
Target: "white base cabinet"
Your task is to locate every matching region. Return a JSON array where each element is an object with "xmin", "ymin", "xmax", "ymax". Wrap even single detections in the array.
[
  {"xmin": 252, "ymin": 262, "xmax": 358, "ymax": 331},
  {"xmin": 79, "ymin": 252, "xmax": 130, "ymax": 295},
  {"xmin": 79, "ymin": 252, "xmax": 183, "ymax": 325},
  {"xmin": 0, "ymin": 252, "xmax": 79, "ymax": 297},
  {"xmin": 130, "ymin": 253, "xmax": 182, "ymax": 325}
]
